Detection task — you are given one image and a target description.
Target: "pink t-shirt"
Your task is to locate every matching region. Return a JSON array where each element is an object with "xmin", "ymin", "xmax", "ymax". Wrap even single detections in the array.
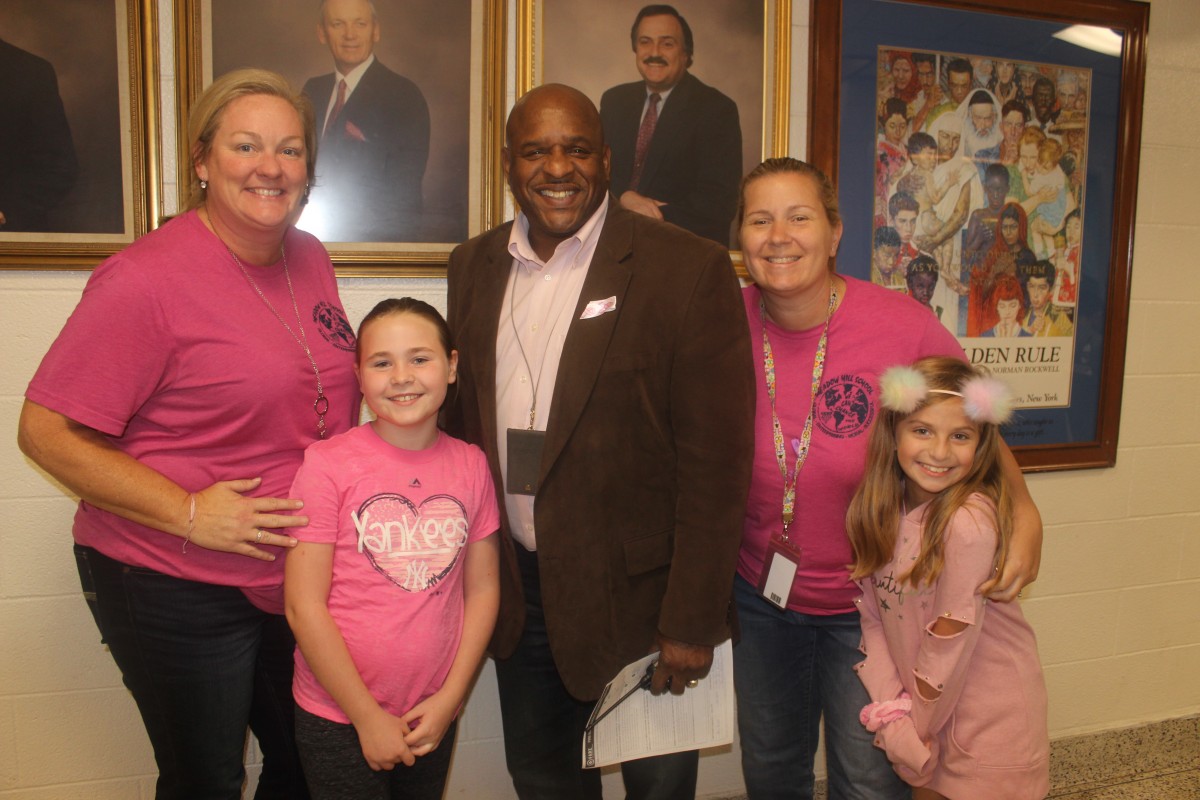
[
  {"xmin": 26, "ymin": 211, "xmax": 360, "ymax": 607},
  {"xmin": 740, "ymin": 276, "xmax": 963, "ymax": 614},
  {"xmin": 854, "ymin": 497, "xmax": 1049, "ymax": 799},
  {"xmin": 289, "ymin": 426, "xmax": 499, "ymax": 722}
]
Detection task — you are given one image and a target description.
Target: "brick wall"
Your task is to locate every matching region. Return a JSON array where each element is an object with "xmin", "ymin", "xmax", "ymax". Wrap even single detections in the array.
[{"xmin": 2, "ymin": 0, "xmax": 1195, "ymax": 796}]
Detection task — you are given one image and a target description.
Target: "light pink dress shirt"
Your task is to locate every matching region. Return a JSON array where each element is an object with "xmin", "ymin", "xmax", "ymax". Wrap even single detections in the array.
[{"xmin": 495, "ymin": 198, "xmax": 609, "ymax": 549}]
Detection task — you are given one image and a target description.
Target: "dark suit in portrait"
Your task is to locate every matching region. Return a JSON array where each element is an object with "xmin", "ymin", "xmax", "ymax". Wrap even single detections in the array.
[
  {"xmin": 601, "ymin": 72, "xmax": 741, "ymax": 246},
  {"xmin": 0, "ymin": 38, "xmax": 78, "ymax": 233},
  {"xmin": 303, "ymin": 58, "xmax": 429, "ymax": 242}
]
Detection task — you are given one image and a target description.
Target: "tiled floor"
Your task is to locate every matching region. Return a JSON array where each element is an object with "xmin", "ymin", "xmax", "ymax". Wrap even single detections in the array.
[
  {"xmin": 1051, "ymin": 770, "xmax": 1200, "ymax": 799},
  {"xmin": 716, "ymin": 715, "xmax": 1200, "ymax": 799},
  {"xmin": 1047, "ymin": 715, "xmax": 1199, "ymax": 799}
]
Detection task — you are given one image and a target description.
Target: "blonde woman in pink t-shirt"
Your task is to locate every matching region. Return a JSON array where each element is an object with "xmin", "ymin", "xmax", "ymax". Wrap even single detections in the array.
[
  {"xmin": 19, "ymin": 69, "xmax": 359, "ymax": 797},
  {"xmin": 847, "ymin": 357, "xmax": 1048, "ymax": 800},
  {"xmin": 286, "ymin": 299, "xmax": 499, "ymax": 798}
]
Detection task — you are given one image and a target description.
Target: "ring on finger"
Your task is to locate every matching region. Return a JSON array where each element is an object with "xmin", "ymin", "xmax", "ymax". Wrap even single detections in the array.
[{"xmin": 255, "ymin": 529, "xmax": 264, "ymax": 544}]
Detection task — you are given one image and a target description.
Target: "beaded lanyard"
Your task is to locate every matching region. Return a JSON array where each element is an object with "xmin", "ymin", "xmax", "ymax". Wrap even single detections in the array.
[{"xmin": 761, "ymin": 280, "xmax": 837, "ymax": 538}]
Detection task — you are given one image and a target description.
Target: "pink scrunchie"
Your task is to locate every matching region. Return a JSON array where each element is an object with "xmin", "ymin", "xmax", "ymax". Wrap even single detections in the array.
[{"xmin": 859, "ymin": 692, "xmax": 913, "ymax": 732}]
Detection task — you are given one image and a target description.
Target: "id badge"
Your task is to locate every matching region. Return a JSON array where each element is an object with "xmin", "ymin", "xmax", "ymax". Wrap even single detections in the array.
[
  {"xmin": 757, "ymin": 532, "xmax": 802, "ymax": 609},
  {"xmin": 506, "ymin": 428, "xmax": 545, "ymax": 496}
]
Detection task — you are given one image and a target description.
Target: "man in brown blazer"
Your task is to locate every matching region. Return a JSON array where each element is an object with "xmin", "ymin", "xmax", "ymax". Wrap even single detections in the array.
[{"xmin": 445, "ymin": 83, "xmax": 753, "ymax": 798}]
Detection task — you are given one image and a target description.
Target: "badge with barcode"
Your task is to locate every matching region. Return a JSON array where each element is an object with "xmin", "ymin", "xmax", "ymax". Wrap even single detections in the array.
[{"xmin": 757, "ymin": 533, "xmax": 801, "ymax": 609}]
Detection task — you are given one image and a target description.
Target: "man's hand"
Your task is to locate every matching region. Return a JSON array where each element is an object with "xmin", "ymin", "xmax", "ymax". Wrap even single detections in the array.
[
  {"xmin": 619, "ymin": 191, "xmax": 666, "ymax": 221},
  {"xmin": 650, "ymin": 633, "xmax": 712, "ymax": 696}
]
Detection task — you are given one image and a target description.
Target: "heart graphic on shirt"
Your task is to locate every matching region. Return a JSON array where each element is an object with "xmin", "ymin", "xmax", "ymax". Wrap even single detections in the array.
[{"xmin": 351, "ymin": 493, "xmax": 468, "ymax": 593}]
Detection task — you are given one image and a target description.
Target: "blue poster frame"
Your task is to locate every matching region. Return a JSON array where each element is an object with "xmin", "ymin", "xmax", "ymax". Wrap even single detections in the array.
[{"xmin": 807, "ymin": 0, "xmax": 1149, "ymax": 471}]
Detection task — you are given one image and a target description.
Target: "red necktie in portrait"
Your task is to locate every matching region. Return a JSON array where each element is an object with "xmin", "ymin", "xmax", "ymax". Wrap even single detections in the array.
[
  {"xmin": 630, "ymin": 92, "xmax": 661, "ymax": 190},
  {"xmin": 323, "ymin": 79, "xmax": 347, "ymax": 139}
]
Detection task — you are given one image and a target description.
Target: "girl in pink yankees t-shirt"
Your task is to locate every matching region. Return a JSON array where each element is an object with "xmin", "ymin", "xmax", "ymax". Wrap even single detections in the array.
[{"xmin": 286, "ymin": 299, "xmax": 499, "ymax": 798}]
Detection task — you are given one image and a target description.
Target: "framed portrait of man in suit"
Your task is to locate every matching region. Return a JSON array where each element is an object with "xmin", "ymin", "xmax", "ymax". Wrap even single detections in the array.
[
  {"xmin": 176, "ymin": 0, "xmax": 503, "ymax": 276},
  {"xmin": 0, "ymin": 0, "xmax": 156, "ymax": 269},
  {"xmin": 519, "ymin": 0, "xmax": 790, "ymax": 259}
]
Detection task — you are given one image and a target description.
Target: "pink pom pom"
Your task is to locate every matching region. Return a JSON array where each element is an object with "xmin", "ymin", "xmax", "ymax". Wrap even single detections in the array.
[
  {"xmin": 962, "ymin": 377, "xmax": 1014, "ymax": 425},
  {"xmin": 880, "ymin": 366, "xmax": 928, "ymax": 414}
]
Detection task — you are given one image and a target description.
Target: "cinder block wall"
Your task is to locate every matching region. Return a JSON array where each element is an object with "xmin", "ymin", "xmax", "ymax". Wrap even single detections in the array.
[{"xmin": 2, "ymin": 0, "xmax": 1196, "ymax": 797}]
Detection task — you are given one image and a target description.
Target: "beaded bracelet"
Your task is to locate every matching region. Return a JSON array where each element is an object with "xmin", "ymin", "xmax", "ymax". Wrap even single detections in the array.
[{"xmin": 181, "ymin": 493, "xmax": 197, "ymax": 554}]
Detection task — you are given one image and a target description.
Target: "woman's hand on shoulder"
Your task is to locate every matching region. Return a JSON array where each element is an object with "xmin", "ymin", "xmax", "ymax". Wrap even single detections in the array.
[
  {"xmin": 979, "ymin": 467, "xmax": 1043, "ymax": 602},
  {"xmin": 981, "ymin": 528, "xmax": 1041, "ymax": 602},
  {"xmin": 187, "ymin": 477, "xmax": 306, "ymax": 560}
]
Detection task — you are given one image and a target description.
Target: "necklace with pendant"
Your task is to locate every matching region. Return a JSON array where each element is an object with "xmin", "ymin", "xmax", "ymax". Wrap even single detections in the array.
[{"xmin": 226, "ymin": 244, "xmax": 329, "ymax": 439}]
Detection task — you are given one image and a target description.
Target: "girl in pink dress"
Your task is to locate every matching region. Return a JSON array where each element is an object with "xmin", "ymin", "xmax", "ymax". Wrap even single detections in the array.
[{"xmin": 846, "ymin": 357, "xmax": 1049, "ymax": 800}]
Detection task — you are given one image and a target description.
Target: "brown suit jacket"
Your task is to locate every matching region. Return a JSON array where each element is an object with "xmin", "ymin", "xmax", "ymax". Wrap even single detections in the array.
[{"xmin": 445, "ymin": 204, "xmax": 754, "ymax": 700}]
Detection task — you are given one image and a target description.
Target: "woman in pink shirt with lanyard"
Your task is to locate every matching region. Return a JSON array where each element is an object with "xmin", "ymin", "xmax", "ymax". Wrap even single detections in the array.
[{"xmin": 731, "ymin": 157, "xmax": 1043, "ymax": 800}]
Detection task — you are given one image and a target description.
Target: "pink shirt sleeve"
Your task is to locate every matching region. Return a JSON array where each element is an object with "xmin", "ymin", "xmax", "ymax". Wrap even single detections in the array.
[
  {"xmin": 856, "ymin": 578, "xmax": 936, "ymax": 780},
  {"xmin": 466, "ymin": 445, "xmax": 499, "ymax": 543},
  {"xmin": 909, "ymin": 502, "xmax": 998, "ymax": 750},
  {"xmin": 28, "ymin": 257, "xmax": 170, "ymax": 436},
  {"xmin": 854, "ymin": 580, "xmax": 906, "ymax": 703},
  {"xmin": 288, "ymin": 445, "xmax": 341, "ymax": 547}
]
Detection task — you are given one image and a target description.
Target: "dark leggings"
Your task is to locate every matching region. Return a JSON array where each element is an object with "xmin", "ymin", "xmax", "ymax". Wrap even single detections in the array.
[{"xmin": 295, "ymin": 705, "xmax": 456, "ymax": 800}]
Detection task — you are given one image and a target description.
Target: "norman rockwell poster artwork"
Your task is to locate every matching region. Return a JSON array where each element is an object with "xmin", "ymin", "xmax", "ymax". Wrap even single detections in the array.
[{"xmin": 870, "ymin": 48, "xmax": 1088, "ymax": 411}]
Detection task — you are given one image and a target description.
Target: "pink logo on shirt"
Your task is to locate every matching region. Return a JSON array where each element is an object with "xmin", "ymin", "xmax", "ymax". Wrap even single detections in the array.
[{"xmin": 351, "ymin": 493, "xmax": 468, "ymax": 592}]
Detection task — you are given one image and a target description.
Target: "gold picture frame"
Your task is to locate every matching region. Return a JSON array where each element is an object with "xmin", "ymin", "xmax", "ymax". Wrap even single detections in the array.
[
  {"xmin": 0, "ymin": 0, "xmax": 159, "ymax": 269},
  {"xmin": 174, "ymin": 0, "xmax": 505, "ymax": 277},
  {"xmin": 515, "ymin": 0, "xmax": 790, "ymax": 266}
]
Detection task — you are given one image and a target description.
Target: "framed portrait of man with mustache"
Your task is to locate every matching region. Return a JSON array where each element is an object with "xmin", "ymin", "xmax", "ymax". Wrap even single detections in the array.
[{"xmin": 520, "ymin": 0, "xmax": 790, "ymax": 258}]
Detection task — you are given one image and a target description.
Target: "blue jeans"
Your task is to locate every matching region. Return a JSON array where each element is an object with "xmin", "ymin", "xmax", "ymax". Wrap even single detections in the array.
[
  {"xmin": 494, "ymin": 544, "xmax": 699, "ymax": 800},
  {"xmin": 74, "ymin": 545, "xmax": 309, "ymax": 800},
  {"xmin": 732, "ymin": 575, "xmax": 909, "ymax": 800}
]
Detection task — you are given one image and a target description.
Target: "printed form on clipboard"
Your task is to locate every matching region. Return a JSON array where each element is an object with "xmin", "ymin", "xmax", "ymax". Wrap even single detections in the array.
[{"xmin": 582, "ymin": 639, "xmax": 734, "ymax": 768}]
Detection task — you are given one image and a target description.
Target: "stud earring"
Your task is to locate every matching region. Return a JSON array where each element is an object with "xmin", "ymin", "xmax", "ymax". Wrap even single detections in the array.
[{"xmin": 199, "ymin": 180, "xmax": 207, "ymax": 190}]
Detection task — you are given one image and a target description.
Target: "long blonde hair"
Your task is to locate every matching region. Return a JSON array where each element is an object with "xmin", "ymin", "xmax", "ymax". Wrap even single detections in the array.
[{"xmin": 846, "ymin": 356, "xmax": 1012, "ymax": 587}]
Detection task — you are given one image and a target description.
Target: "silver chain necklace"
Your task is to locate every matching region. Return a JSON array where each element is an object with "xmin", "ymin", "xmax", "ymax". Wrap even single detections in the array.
[{"xmin": 227, "ymin": 246, "xmax": 328, "ymax": 438}]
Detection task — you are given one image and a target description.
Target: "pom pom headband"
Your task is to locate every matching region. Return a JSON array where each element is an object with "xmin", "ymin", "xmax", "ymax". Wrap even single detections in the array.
[{"xmin": 879, "ymin": 365, "xmax": 1014, "ymax": 425}]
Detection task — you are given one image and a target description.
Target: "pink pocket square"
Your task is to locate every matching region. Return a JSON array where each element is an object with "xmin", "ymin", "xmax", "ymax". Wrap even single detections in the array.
[
  {"xmin": 344, "ymin": 121, "xmax": 367, "ymax": 142},
  {"xmin": 580, "ymin": 296, "xmax": 617, "ymax": 320}
]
